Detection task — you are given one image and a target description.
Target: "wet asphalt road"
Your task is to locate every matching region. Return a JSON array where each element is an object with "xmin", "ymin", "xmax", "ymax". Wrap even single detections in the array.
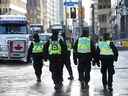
[{"xmin": 0, "ymin": 51, "xmax": 128, "ymax": 96}]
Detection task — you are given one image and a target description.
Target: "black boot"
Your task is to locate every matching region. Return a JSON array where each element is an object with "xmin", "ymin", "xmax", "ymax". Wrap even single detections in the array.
[
  {"xmin": 103, "ymin": 84, "xmax": 107, "ymax": 90},
  {"xmin": 68, "ymin": 76, "xmax": 74, "ymax": 80},
  {"xmin": 84, "ymin": 81, "xmax": 89, "ymax": 89},
  {"xmin": 36, "ymin": 74, "xmax": 41, "ymax": 82},
  {"xmin": 54, "ymin": 82, "xmax": 63, "ymax": 90},
  {"xmin": 81, "ymin": 81, "xmax": 85, "ymax": 89},
  {"xmin": 108, "ymin": 86, "xmax": 113, "ymax": 92}
]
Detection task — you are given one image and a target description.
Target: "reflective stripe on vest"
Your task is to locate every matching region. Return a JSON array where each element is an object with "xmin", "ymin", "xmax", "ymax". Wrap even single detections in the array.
[
  {"xmin": 48, "ymin": 40, "xmax": 61, "ymax": 55},
  {"xmin": 98, "ymin": 41, "xmax": 113, "ymax": 55},
  {"xmin": 77, "ymin": 37, "xmax": 91, "ymax": 53},
  {"xmin": 32, "ymin": 42, "xmax": 43, "ymax": 53}
]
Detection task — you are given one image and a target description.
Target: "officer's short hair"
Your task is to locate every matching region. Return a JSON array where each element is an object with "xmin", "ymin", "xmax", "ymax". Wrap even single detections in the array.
[
  {"xmin": 33, "ymin": 33, "xmax": 40, "ymax": 42},
  {"xmin": 103, "ymin": 33, "xmax": 110, "ymax": 40},
  {"xmin": 82, "ymin": 29, "xmax": 89, "ymax": 36}
]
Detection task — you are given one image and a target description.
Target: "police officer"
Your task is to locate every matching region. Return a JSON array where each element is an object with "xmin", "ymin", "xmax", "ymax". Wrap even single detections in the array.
[
  {"xmin": 44, "ymin": 29, "xmax": 66, "ymax": 90},
  {"xmin": 27, "ymin": 33, "xmax": 44, "ymax": 82},
  {"xmin": 65, "ymin": 39, "xmax": 74, "ymax": 80},
  {"xmin": 73, "ymin": 29, "xmax": 97, "ymax": 89},
  {"xmin": 97, "ymin": 33, "xmax": 118, "ymax": 92},
  {"xmin": 59, "ymin": 32, "xmax": 74, "ymax": 80}
]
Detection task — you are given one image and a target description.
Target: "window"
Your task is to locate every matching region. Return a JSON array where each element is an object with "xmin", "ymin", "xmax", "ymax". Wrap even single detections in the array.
[
  {"xmin": 98, "ymin": 5, "xmax": 102, "ymax": 9},
  {"xmin": 99, "ymin": 14, "xmax": 107, "ymax": 23},
  {"xmin": 0, "ymin": 9, "xmax": 1, "ymax": 15},
  {"xmin": 3, "ymin": 8, "xmax": 8, "ymax": 14},
  {"xmin": 100, "ymin": 28, "xmax": 107, "ymax": 33},
  {"xmin": 0, "ymin": 0, "xmax": 9, "ymax": 4},
  {"xmin": 0, "ymin": 24, "xmax": 28, "ymax": 34}
]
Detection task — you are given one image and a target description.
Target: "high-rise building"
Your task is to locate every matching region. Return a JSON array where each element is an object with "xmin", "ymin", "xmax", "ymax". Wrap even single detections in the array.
[
  {"xmin": 43, "ymin": 0, "xmax": 64, "ymax": 31},
  {"xmin": 27, "ymin": 0, "xmax": 64, "ymax": 31},
  {"xmin": 27, "ymin": 0, "xmax": 43, "ymax": 24},
  {"xmin": 0, "ymin": 0, "xmax": 27, "ymax": 15},
  {"xmin": 111, "ymin": 0, "xmax": 128, "ymax": 40},
  {"xmin": 93, "ymin": 0, "xmax": 112, "ymax": 36}
]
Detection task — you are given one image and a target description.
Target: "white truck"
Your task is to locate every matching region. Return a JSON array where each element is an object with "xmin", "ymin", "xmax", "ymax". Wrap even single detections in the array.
[{"xmin": 0, "ymin": 15, "xmax": 31, "ymax": 62}]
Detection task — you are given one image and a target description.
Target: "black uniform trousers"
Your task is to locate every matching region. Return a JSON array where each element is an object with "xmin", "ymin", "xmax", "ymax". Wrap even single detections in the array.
[
  {"xmin": 49, "ymin": 55, "xmax": 63, "ymax": 85},
  {"xmin": 32, "ymin": 54, "xmax": 43, "ymax": 78},
  {"xmin": 64, "ymin": 51, "xmax": 73, "ymax": 77},
  {"xmin": 77, "ymin": 54, "xmax": 92, "ymax": 83},
  {"xmin": 100, "ymin": 55, "xmax": 115, "ymax": 87}
]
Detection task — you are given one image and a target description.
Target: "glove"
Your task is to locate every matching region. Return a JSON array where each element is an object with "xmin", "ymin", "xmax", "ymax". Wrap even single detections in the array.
[
  {"xmin": 26, "ymin": 59, "xmax": 31, "ymax": 64},
  {"xmin": 74, "ymin": 58, "xmax": 78, "ymax": 65},
  {"xmin": 92, "ymin": 60, "xmax": 100, "ymax": 67},
  {"xmin": 96, "ymin": 62, "xmax": 100, "ymax": 67},
  {"xmin": 114, "ymin": 56, "xmax": 118, "ymax": 62},
  {"xmin": 92, "ymin": 60, "xmax": 96, "ymax": 66},
  {"xmin": 44, "ymin": 58, "xmax": 48, "ymax": 62}
]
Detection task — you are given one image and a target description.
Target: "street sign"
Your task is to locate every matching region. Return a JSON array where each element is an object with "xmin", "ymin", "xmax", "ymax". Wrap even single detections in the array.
[{"xmin": 64, "ymin": 2, "xmax": 78, "ymax": 6}]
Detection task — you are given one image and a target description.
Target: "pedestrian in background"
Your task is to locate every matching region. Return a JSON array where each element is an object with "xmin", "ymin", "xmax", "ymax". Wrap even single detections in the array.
[
  {"xmin": 44, "ymin": 29, "xmax": 66, "ymax": 90},
  {"xmin": 96, "ymin": 33, "xmax": 118, "ymax": 92},
  {"xmin": 27, "ymin": 33, "xmax": 44, "ymax": 82},
  {"xmin": 59, "ymin": 32, "xmax": 74, "ymax": 80},
  {"xmin": 65, "ymin": 38, "xmax": 74, "ymax": 80},
  {"xmin": 73, "ymin": 29, "xmax": 97, "ymax": 89}
]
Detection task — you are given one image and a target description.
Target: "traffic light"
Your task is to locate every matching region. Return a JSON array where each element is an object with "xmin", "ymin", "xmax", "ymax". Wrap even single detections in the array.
[
  {"xmin": 65, "ymin": 9, "xmax": 69, "ymax": 18},
  {"xmin": 70, "ymin": 7, "xmax": 76, "ymax": 19},
  {"xmin": 78, "ymin": 7, "xmax": 85, "ymax": 18}
]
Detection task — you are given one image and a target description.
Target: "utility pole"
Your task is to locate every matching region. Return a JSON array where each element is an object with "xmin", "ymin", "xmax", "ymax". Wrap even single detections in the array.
[
  {"xmin": 64, "ymin": 0, "xmax": 68, "ymax": 39},
  {"xmin": 91, "ymin": 4, "xmax": 95, "ymax": 35},
  {"xmin": 40, "ymin": 0, "xmax": 43, "ymax": 25},
  {"xmin": 78, "ymin": 0, "xmax": 83, "ymax": 35}
]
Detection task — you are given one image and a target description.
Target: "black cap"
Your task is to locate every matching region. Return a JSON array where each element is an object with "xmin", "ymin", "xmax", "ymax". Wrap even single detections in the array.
[
  {"xmin": 33, "ymin": 33, "xmax": 40, "ymax": 42},
  {"xmin": 82, "ymin": 29, "xmax": 89, "ymax": 36},
  {"xmin": 52, "ymin": 29, "xmax": 59, "ymax": 35},
  {"xmin": 103, "ymin": 33, "xmax": 110, "ymax": 40}
]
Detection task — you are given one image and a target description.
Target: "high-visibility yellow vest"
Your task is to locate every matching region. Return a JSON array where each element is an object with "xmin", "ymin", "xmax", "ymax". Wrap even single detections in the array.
[
  {"xmin": 32, "ymin": 42, "xmax": 43, "ymax": 53},
  {"xmin": 98, "ymin": 41, "xmax": 113, "ymax": 55},
  {"xmin": 48, "ymin": 40, "xmax": 61, "ymax": 55},
  {"xmin": 77, "ymin": 37, "xmax": 91, "ymax": 53}
]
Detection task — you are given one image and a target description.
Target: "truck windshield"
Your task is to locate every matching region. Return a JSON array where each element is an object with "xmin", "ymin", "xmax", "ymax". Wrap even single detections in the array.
[{"xmin": 0, "ymin": 24, "xmax": 27, "ymax": 34}]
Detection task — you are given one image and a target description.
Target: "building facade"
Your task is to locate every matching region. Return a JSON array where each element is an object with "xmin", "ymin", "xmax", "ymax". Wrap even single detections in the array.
[
  {"xmin": 27, "ymin": 0, "xmax": 64, "ymax": 31},
  {"xmin": 0, "ymin": 0, "xmax": 27, "ymax": 15},
  {"xmin": 93, "ymin": 0, "xmax": 112, "ymax": 36},
  {"xmin": 110, "ymin": 0, "xmax": 128, "ymax": 40},
  {"xmin": 44, "ymin": 0, "xmax": 64, "ymax": 31},
  {"xmin": 27, "ymin": 0, "xmax": 42, "ymax": 24}
]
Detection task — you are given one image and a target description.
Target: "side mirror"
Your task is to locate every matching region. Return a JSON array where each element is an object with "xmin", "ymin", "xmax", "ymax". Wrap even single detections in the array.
[{"xmin": 29, "ymin": 35, "xmax": 33, "ymax": 41}]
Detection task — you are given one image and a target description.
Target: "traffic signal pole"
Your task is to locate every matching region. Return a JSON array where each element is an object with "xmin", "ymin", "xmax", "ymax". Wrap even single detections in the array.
[
  {"xmin": 91, "ymin": 4, "xmax": 95, "ymax": 35},
  {"xmin": 65, "ymin": 0, "xmax": 68, "ymax": 37},
  {"xmin": 78, "ymin": 0, "xmax": 83, "ymax": 35}
]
